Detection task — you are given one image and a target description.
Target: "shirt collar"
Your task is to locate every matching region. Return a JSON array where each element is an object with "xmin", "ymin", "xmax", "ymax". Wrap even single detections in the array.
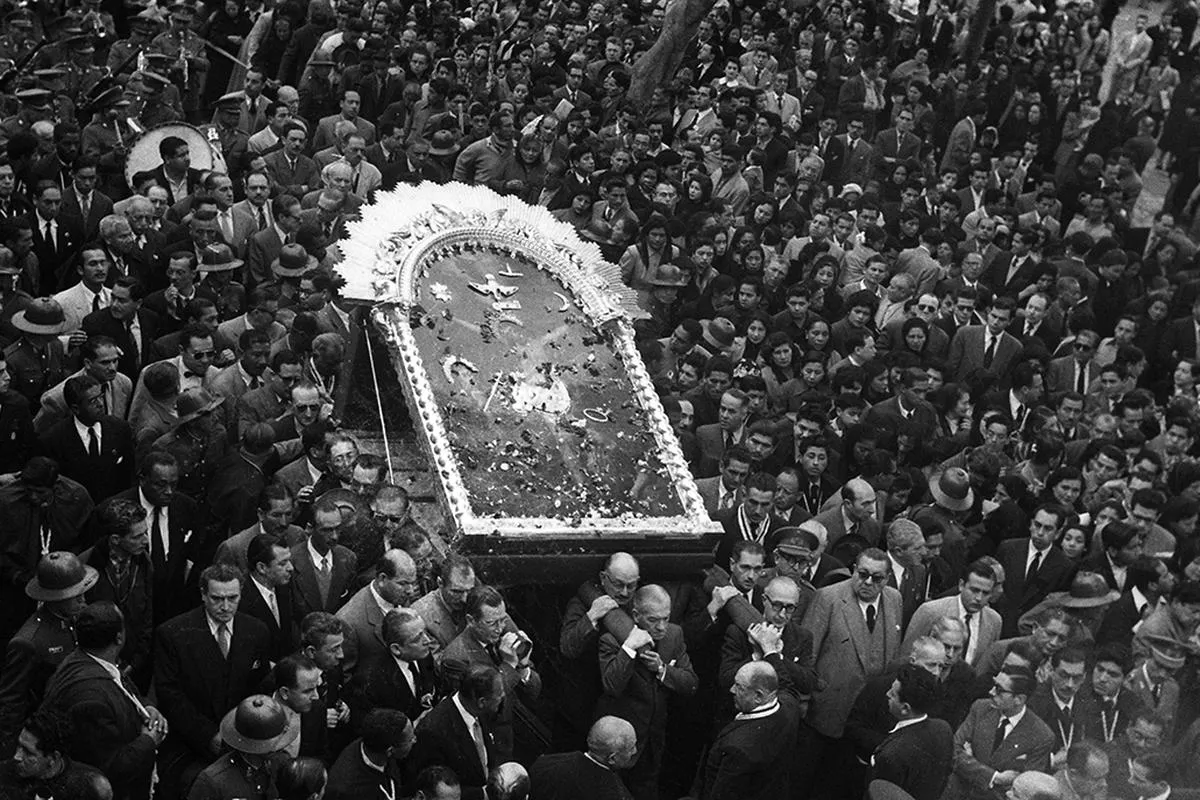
[
  {"xmin": 251, "ymin": 574, "xmax": 275, "ymax": 599},
  {"xmin": 1001, "ymin": 706, "xmax": 1027, "ymax": 729},
  {"xmin": 307, "ymin": 538, "xmax": 329, "ymax": 569},
  {"xmin": 370, "ymin": 583, "xmax": 396, "ymax": 614},
  {"xmin": 206, "ymin": 613, "xmax": 232, "ymax": 639},
  {"xmin": 889, "ymin": 714, "xmax": 928, "ymax": 733},
  {"xmin": 74, "ymin": 416, "xmax": 99, "ymax": 444},
  {"xmin": 452, "ymin": 692, "xmax": 479, "ymax": 731},
  {"xmin": 734, "ymin": 698, "xmax": 780, "ymax": 721}
]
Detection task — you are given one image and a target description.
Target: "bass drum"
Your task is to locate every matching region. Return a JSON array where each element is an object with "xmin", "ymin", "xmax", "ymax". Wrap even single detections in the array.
[{"xmin": 124, "ymin": 123, "xmax": 229, "ymax": 190}]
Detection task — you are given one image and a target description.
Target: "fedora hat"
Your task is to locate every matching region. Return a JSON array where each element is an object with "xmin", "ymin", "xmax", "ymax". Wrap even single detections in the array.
[
  {"xmin": 701, "ymin": 317, "xmax": 736, "ymax": 353},
  {"xmin": 174, "ymin": 387, "xmax": 224, "ymax": 425},
  {"xmin": 929, "ymin": 467, "xmax": 973, "ymax": 512},
  {"xmin": 650, "ymin": 264, "xmax": 689, "ymax": 288},
  {"xmin": 12, "ymin": 298, "xmax": 70, "ymax": 335},
  {"xmin": 26, "ymin": 551, "xmax": 99, "ymax": 602},
  {"xmin": 429, "ymin": 129, "xmax": 460, "ymax": 157},
  {"xmin": 220, "ymin": 695, "xmax": 298, "ymax": 755},
  {"xmin": 200, "ymin": 243, "xmax": 243, "ymax": 273},
  {"xmin": 1053, "ymin": 571, "xmax": 1121, "ymax": 609},
  {"xmin": 271, "ymin": 243, "xmax": 318, "ymax": 278}
]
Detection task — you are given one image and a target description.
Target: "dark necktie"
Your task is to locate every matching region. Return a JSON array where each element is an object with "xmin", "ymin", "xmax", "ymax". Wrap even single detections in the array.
[
  {"xmin": 126, "ymin": 321, "xmax": 140, "ymax": 367},
  {"xmin": 257, "ymin": 207, "xmax": 267, "ymax": 231},
  {"xmin": 87, "ymin": 427, "xmax": 99, "ymax": 457},
  {"xmin": 1076, "ymin": 364, "xmax": 1087, "ymax": 393},
  {"xmin": 92, "ymin": 293, "xmax": 101, "ymax": 313},
  {"xmin": 1026, "ymin": 551, "xmax": 1042, "ymax": 585},
  {"xmin": 993, "ymin": 717, "xmax": 1009, "ymax": 751},
  {"xmin": 963, "ymin": 612, "xmax": 973, "ymax": 657},
  {"xmin": 983, "ymin": 336, "xmax": 997, "ymax": 368},
  {"xmin": 865, "ymin": 604, "xmax": 876, "ymax": 633},
  {"xmin": 486, "ymin": 642, "xmax": 500, "ymax": 665},
  {"xmin": 409, "ymin": 661, "xmax": 421, "ymax": 694},
  {"xmin": 151, "ymin": 506, "xmax": 165, "ymax": 571},
  {"xmin": 249, "ymin": 375, "xmax": 261, "ymax": 390},
  {"xmin": 44, "ymin": 222, "xmax": 55, "ymax": 254}
]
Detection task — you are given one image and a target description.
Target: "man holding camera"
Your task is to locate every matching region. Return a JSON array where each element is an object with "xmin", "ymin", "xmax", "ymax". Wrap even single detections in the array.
[{"xmin": 441, "ymin": 585, "xmax": 542, "ymax": 763}]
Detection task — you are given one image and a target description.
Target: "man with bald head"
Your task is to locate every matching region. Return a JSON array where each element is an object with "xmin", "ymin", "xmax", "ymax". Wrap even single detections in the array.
[
  {"xmin": 597, "ymin": 585, "xmax": 697, "ymax": 800},
  {"xmin": 530, "ymin": 716, "xmax": 638, "ymax": 800},
  {"xmin": 558, "ymin": 553, "xmax": 641, "ymax": 748},
  {"xmin": 719, "ymin": 576, "xmax": 816, "ymax": 720},
  {"xmin": 336, "ymin": 548, "xmax": 419, "ymax": 678},
  {"xmin": 700, "ymin": 661, "xmax": 799, "ymax": 800},
  {"xmin": 1006, "ymin": 771, "xmax": 1062, "ymax": 800},
  {"xmin": 813, "ymin": 477, "xmax": 881, "ymax": 549}
]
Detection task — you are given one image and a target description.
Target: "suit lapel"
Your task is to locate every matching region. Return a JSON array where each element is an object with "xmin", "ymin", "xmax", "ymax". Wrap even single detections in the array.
[
  {"xmin": 293, "ymin": 544, "xmax": 323, "ymax": 611},
  {"xmin": 839, "ymin": 591, "xmax": 868, "ymax": 668}
]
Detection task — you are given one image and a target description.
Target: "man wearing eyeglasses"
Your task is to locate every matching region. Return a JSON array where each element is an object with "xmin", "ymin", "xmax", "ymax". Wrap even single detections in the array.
[
  {"xmin": 1047, "ymin": 330, "xmax": 1098, "ymax": 398},
  {"xmin": 800, "ymin": 547, "xmax": 903, "ymax": 782},
  {"xmin": 557, "ymin": 553, "xmax": 641, "ymax": 749},
  {"xmin": 718, "ymin": 576, "xmax": 816, "ymax": 719},
  {"xmin": 880, "ymin": 292, "xmax": 950, "ymax": 358},
  {"xmin": 949, "ymin": 667, "xmax": 1054, "ymax": 799}
]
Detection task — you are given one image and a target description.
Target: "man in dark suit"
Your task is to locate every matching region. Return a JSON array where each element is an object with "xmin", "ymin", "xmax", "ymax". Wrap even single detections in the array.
[
  {"xmin": 290, "ymin": 498, "xmax": 358, "ymax": 619},
  {"xmin": 40, "ymin": 602, "xmax": 167, "ymax": 800},
  {"xmin": 354, "ymin": 608, "xmax": 439, "ymax": 726},
  {"xmin": 596, "ymin": 584, "xmax": 698, "ymax": 800},
  {"xmin": 269, "ymin": 653, "xmax": 329, "ymax": 759},
  {"xmin": 872, "ymin": 109, "xmax": 922, "ymax": 182},
  {"xmin": 699, "ymin": 660, "xmax": 799, "ymax": 800},
  {"xmin": 946, "ymin": 298, "xmax": 1024, "ymax": 383},
  {"xmin": 263, "ymin": 124, "xmax": 321, "ymax": 199},
  {"xmin": 885, "ymin": 519, "xmax": 929, "ymax": 630},
  {"xmin": 325, "ymin": 709, "xmax": 411, "ymax": 800},
  {"xmin": 863, "ymin": 366, "xmax": 939, "ymax": 450},
  {"xmin": 110, "ymin": 451, "xmax": 206, "ymax": 626},
  {"xmin": 867, "ymin": 664, "xmax": 955, "ymax": 800},
  {"xmin": 244, "ymin": 194, "xmax": 300, "ymax": 289},
  {"xmin": 131, "ymin": 136, "xmax": 204, "ymax": 206},
  {"xmin": 1077, "ymin": 643, "xmax": 1146, "ymax": 746},
  {"xmin": 240, "ymin": 532, "xmax": 300, "ymax": 662},
  {"xmin": 986, "ymin": 231, "xmax": 1040, "ymax": 297},
  {"xmin": 812, "ymin": 478, "xmax": 882, "ymax": 549},
  {"xmin": 948, "ymin": 667, "xmax": 1055, "ymax": 799},
  {"xmin": 994, "ymin": 505, "xmax": 1076, "ymax": 637},
  {"xmin": 1158, "ymin": 297, "xmax": 1200, "ymax": 365},
  {"xmin": 1026, "ymin": 646, "xmax": 1094, "ymax": 762},
  {"xmin": 406, "ymin": 664, "xmax": 504, "ymax": 800},
  {"xmin": 1083, "ymin": 520, "xmax": 1143, "ymax": 593},
  {"xmin": 1045, "ymin": 330, "xmax": 1099, "ymax": 397},
  {"xmin": 1094, "ymin": 558, "xmax": 1160, "ymax": 649},
  {"xmin": 81, "ymin": 277, "xmax": 160, "ymax": 382},
  {"xmin": 61, "ymin": 159, "xmax": 114, "ymax": 241},
  {"xmin": 713, "ymin": 473, "xmax": 785, "ymax": 567},
  {"xmin": 35, "ymin": 373, "xmax": 134, "ymax": 504},
  {"xmin": 27, "ymin": 183, "xmax": 85, "ymax": 292},
  {"xmin": 718, "ymin": 575, "xmax": 817, "ymax": 709},
  {"xmin": 530, "ymin": 715, "xmax": 637, "ymax": 800},
  {"xmin": 153, "ymin": 564, "xmax": 271, "ymax": 797}
]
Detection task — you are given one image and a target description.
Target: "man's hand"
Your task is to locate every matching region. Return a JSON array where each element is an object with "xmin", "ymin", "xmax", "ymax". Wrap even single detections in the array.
[
  {"xmin": 143, "ymin": 720, "xmax": 167, "ymax": 746},
  {"xmin": 708, "ymin": 584, "xmax": 741, "ymax": 617},
  {"xmin": 67, "ymin": 329, "xmax": 88, "ymax": 347},
  {"xmin": 748, "ymin": 622, "xmax": 784, "ymax": 655},
  {"xmin": 623, "ymin": 626, "xmax": 653, "ymax": 651},
  {"xmin": 994, "ymin": 771, "xmax": 1020, "ymax": 788},
  {"xmin": 587, "ymin": 594, "xmax": 620, "ymax": 624},
  {"xmin": 638, "ymin": 647, "xmax": 664, "ymax": 675},
  {"xmin": 497, "ymin": 631, "xmax": 521, "ymax": 668}
]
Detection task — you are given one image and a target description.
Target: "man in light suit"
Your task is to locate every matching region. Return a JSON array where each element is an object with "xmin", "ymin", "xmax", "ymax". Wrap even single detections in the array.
[
  {"xmin": 695, "ymin": 446, "xmax": 753, "ymax": 519},
  {"xmin": 948, "ymin": 667, "xmax": 1055, "ymax": 799},
  {"xmin": 946, "ymin": 297, "xmax": 1024, "ymax": 382},
  {"xmin": 1046, "ymin": 330, "xmax": 1099, "ymax": 396},
  {"xmin": 36, "ymin": 336, "xmax": 132, "ymax": 432},
  {"xmin": 901, "ymin": 561, "xmax": 1002, "ymax": 669},
  {"xmin": 759, "ymin": 73, "xmax": 802, "ymax": 124},
  {"xmin": 337, "ymin": 549, "xmax": 420, "ymax": 679},
  {"xmin": 209, "ymin": 173, "xmax": 258, "ymax": 257},
  {"xmin": 311, "ymin": 91, "xmax": 378, "ymax": 152},
  {"xmin": 812, "ymin": 477, "xmax": 881, "ymax": 549},
  {"xmin": 802, "ymin": 548, "xmax": 903, "ymax": 741},
  {"xmin": 596, "ymin": 585, "xmax": 698, "ymax": 800},
  {"xmin": 52, "ymin": 245, "xmax": 110, "ymax": 331},
  {"xmin": 290, "ymin": 497, "xmax": 358, "ymax": 619},
  {"xmin": 1017, "ymin": 192, "xmax": 1063, "ymax": 238},
  {"xmin": 940, "ymin": 102, "xmax": 986, "ymax": 175},
  {"xmin": 895, "ymin": 230, "xmax": 946, "ymax": 297}
]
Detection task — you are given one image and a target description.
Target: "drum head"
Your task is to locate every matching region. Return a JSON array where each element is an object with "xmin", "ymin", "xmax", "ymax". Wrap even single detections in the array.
[{"xmin": 125, "ymin": 123, "xmax": 228, "ymax": 190}]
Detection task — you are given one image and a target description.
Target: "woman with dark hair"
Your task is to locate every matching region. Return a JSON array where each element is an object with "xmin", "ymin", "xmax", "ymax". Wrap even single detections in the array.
[
  {"xmin": 619, "ymin": 213, "xmax": 679, "ymax": 293},
  {"xmin": 681, "ymin": 273, "xmax": 738, "ymax": 321},
  {"xmin": 276, "ymin": 757, "xmax": 327, "ymax": 800},
  {"xmin": 1056, "ymin": 516, "xmax": 1092, "ymax": 562},
  {"xmin": 863, "ymin": 359, "xmax": 891, "ymax": 404},
  {"xmin": 900, "ymin": 316, "xmax": 931, "ymax": 358},
  {"xmin": 1039, "ymin": 465, "xmax": 1084, "ymax": 514},
  {"xmin": 678, "ymin": 173, "xmax": 714, "ymax": 220},
  {"xmin": 251, "ymin": 5, "xmax": 298, "ymax": 81},
  {"xmin": 803, "ymin": 316, "xmax": 840, "ymax": 365},
  {"xmin": 841, "ymin": 423, "xmax": 882, "ymax": 481},
  {"xmin": 202, "ymin": 0, "xmax": 252, "ymax": 107},
  {"xmin": 929, "ymin": 382, "xmax": 974, "ymax": 450},
  {"xmin": 745, "ymin": 194, "xmax": 779, "ymax": 234},
  {"xmin": 733, "ymin": 310, "xmax": 771, "ymax": 367},
  {"xmin": 806, "ymin": 256, "xmax": 842, "ymax": 320},
  {"xmin": 499, "ymin": 134, "xmax": 548, "ymax": 204},
  {"xmin": 761, "ymin": 332, "xmax": 799, "ymax": 400}
]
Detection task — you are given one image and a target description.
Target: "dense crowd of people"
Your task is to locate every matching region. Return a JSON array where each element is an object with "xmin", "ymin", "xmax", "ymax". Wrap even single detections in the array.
[{"xmin": 2, "ymin": 0, "xmax": 1200, "ymax": 798}]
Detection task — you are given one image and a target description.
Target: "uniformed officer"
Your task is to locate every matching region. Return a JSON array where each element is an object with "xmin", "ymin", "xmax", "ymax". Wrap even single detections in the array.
[
  {"xmin": 0, "ymin": 248, "xmax": 34, "ymax": 343},
  {"xmin": 151, "ymin": 1, "xmax": 210, "ymax": 122},
  {"xmin": 81, "ymin": 88, "xmax": 137, "ymax": 200},
  {"xmin": 107, "ymin": 10, "xmax": 163, "ymax": 75},
  {"xmin": 64, "ymin": 0, "xmax": 117, "ymax": 57},
  {"xmin": 189, "ymin": 695, "xmax": 298, "ymax": 800},
  {"xmin": 211, "ymin": 93, "xmax": 251, "ymax": 184},
  {"xmin": 0, "ymin": 551, "xmax": 98, "ymax": 757},
  {"xmin": 150, "ymin": 388, "xmax": 229, "ymax": 499},
  {"xmin": 63, "ymin": 36, "xmax": 107, "ymax": 106},
  {"xmin": 131, "ymin": 70, "xmax": 184, "ymax": 129},
  {"xmin": 0, "ymin": 89, "xmax": 55, "ymax": 151},
  {"xmin": 3, "ymin": 298, "xmax": 70, "ymax": 407},
  {"xmin": 0, "ymin": 13, "xmax": 38, "ymax": 65}
]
